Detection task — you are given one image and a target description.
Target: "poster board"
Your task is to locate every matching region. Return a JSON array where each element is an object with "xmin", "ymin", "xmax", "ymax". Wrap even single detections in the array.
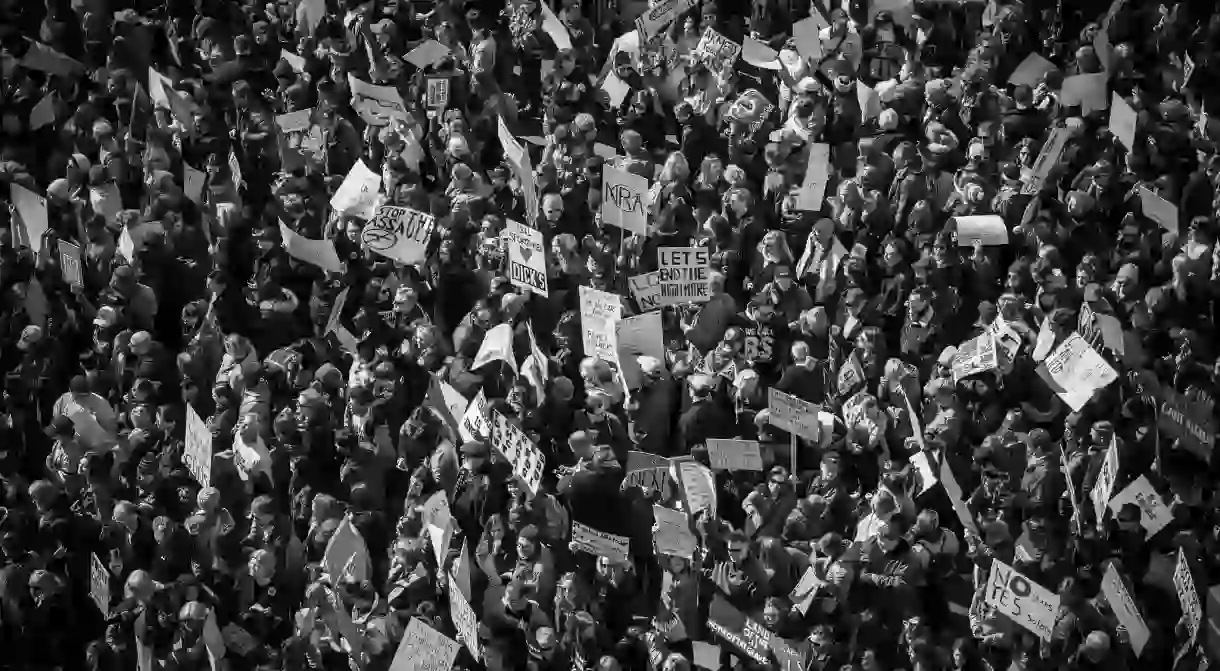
[
  {"xmin": 984, "ymin": 559, "xmax": 1059, "ymax": 641},
  {"xmin": 656, "ymin": 247, "xmax": 710, "ymax": 305},
  {"xmin": 1108, "ymin": 475, "xmax": 1172, "ymax": 537},
  {"xmin": 624, "ymin": 451, "xmax": 676, "ymax": 500},
  {"xmin": 952, "ymin": 332, "xmax": 999, "ymax": 382},
  {"xmin": 362, "ymin": 206, "xmax": 436, "ymax": 266},
  {"xmin": 1101, "ymin": 563, "xmax": 1149, "ymax": 656},
  {"xmin": 706, "ymin": 438, "xmax": 763, "ymax": 471},
  {"xmin": 579, "ymin": 285, "xmax": 622, "ymax": 363},
  {"xmin": 425, "ymin": 78, "xmax": 450, "ymax": 109},
  {"xmin": 767, "ymin": 388, "xmax": 820, "ymax": 441},
  {"xmin": 635, "ymin": 0, "xmax": 697, "ymax": 41},
  {"xmin": 1090, "ymin": 436, "xmax": 1120, "ymax": 522},
  {"xmin": 459, "ymin": 389, "xmax": 489, "ymax": 443},
  {"xmin": 794, "ymin": 143, "xmax": 831, "ymax": 211},
  {"xmin": 601, "ymin": 166, "xmax": 649, "ymax": 236},
  {"xmin": 505, "ymin": 219, "xmax": 548, "ymax": 295},
  {"xmin": 447, "ymin": 576, "xmax": 480, "ymax": 660}
]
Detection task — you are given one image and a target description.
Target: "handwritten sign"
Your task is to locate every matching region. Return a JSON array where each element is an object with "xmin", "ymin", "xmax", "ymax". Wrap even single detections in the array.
[
  {"xmin": 652, "ymin": 506, "xmax": 696, "ymax": 558},
  {"xmin": 571, "ymin": 521, "xmax": 630, "ymax": 562},
  {"xmin": 447, "ymin": 577, "xmax": 480, "ymax": 660},
  {"xmin": 708, "ymin": 595, "xmax": 770, "ymax": 665},
  {"xmin": 767, "ymin": 388, "xmax": 820, "ymax": 441},
  {"xmin": 425, "ymin": 78, "xmax": 450, "ymax": 109},
  {"xmin": 389, "ymin": 618, "xmax": 461, "ymax": 671},
  {"xmin": 488, "ymin": 409, "xmax": 546, "ymax": 495},
  {"xmin": 459, "ymin": 389, "xmax": 488, "ymax": 443},
  {"xmin": 1108, "ymin": 475, "xmax": 1171, "ymax": 537},
  {"xmin": 635, "ymin": 0, "xmax": 696, "ymax": 41},
  {"xmin": 363, "ymin": 206, "xmax": 435, "ymax": 266},
  {"xmin": 984, "ymin": 559, "xmax": 1059, "ymax": 641},
  {"xmin": 505, "ymin": 219, "xmax": 548, "ymax": 296},
  {"xmin": 694, "ymin": 28, "xmax": 742, "ymax": 74},
  {"xmin": 628, "ymin": 272, "xmax": 662, "ymax": 311},
  {"xmin": 624, "ymin": 451, "xmax": 676, "ymax": 500},
  {"xmin": 1091, "ymin": 436, "xmax": 1120, "ymax": 522},
  {"xmin": 1158, "ymin": 387, "xmax": 1215, "ymax": 460},
  {"xmin": 579, "ymin": 285, "xmax": 622, "ymax": 363},
  {"xmin": 58, "ymin": 240, "xmax": 83, "ymax": 287},
  {"xmin": 184, "ymin": 404, "xmax": 212, "ymax": 487},
  {"xmin": 657, "ymin": 247, "xmax": 710, "ymax": 305},
  {"xmin": 348, "ymin": 75, "xmax": 408, "ymax": 126},
  {"xmin": 706, "ymin": 438, "xmax": 763, "ymax": 471},
  {"xmin": 602, "ymin": 166, "xmax": 649, "ymax": 236},
  {"xmin": 1174, "ymin": 548, "xmax": 1202, "ymax": 639},
  {"xmin": 1101, "ymin": 563, "xmax": 1149, "ymax": 656},
  {"xmin": 90, "ymin": 553, "xmax": 109, "ymax": 616},
  {"xmin": 671, "ymin": 457, "xmax": 717, "ymax": 518},
  {"xmin": 1039, "ymin": 333, "xmax": 1117, "ymax": 411},
  {"xmin": 329, "ymin": 159, "xmax": 382, "ymax": 220}
]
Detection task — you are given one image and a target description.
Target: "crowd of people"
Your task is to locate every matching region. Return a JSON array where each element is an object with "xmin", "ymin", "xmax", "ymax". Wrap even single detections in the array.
[{"xmin": 1, "ymin": 0, "xmax": 1219, "ymax": 668}]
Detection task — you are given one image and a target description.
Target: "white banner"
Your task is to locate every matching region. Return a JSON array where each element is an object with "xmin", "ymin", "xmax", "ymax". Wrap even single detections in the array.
[
  {"xmin": 571, "ymin": 521, "xmax": 630, "ymax": 562},
  {"xmin": 505, "ymin": 220, "xmax": 548, "ymax": 295},
  {"xmin": 362, "ymin": 206, "xmax": 435, "ymax": 265},
  {"xmin": 984, "ymin": 559, "xmax": 1059, "ymax": 641}
]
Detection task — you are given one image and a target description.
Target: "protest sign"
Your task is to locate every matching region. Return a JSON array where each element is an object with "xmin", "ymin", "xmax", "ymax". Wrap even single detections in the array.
[
  {"xmin": 617, "ymin": 312, "xmax": 665, "ymax": 362},
  {"xmin": 939, "ymin": 457, "xmax": 978, "ymax": 533},
  {"xmin": 792, "ymin": 17, "xmax": 825, "ymax": 60},
  {"xmin": 724, "ymin": 89, "xmax": 776, "ymax": 136},
  {"xmin": 987, "ymin": 317, "xmax": 1023, "ymax": 370},
  {"xmin": 628, "ymin": 272, "xmax": 662, "ymax": 311},
  {"xmin": 58, "ymin": 240, "xmax": 83, "ymax": 287},
  {"xmin": 1109, "ymin": 475, "xmax": 1172, "ymax": 537},
  {"xmin": 347, "ymin": 75, "xmax": 408, "ymax": 126},
  {"xmin": 425, "ymin": 78, "xmax": 450, "ymax": 109},
  {"xmin": 404, "ymin": 40, "xmax": 451, "ymax": 69},
  {"xmin": 579, "ymin": 285, "xmax": 622, "ymax": 363},
  {"xmin": 571, "ymin": 521, "xmax": 630, "ymax": 562},
  {"xmin": 952, "ymin": 332, "xmax": 998, "ymax": 382},
  {"xmin": 389, "ymin": 618, "xmax": 461, "ymax": 671},
  {"xmin": 657, "ymin": 247, "xmax": 710, "ymax": 305},
  {"xmin": 323, "ymin": 515, "xmax": 371, "ymax": 583},
  {"xmin": 1008, "ymin": 53, "xmax": 1057, "ymax": 87},
  {"xmin": 909, "ymin": 451, "xmax": 939, "ymax": 496},
  {"xmin": 624, "ymin": 451, "xmax": 676, "ymax": 500},
  {"xmin": 221, "ymin": 623, "xmax": 259, "ymax": 656},
  {"xmin": 767, "ymin": 388, "xmax": 820, "ymax": 441},
  {"xmin": 473, "ymin": 323, "xmax": 516, "ymax": 372},
  {"xmin": 1174, "ymin": 548, "xmax": 1202, "ymax": 639},
  {"xmin": 1023, "ymin": 126, "xmax": 1071, "ymax": 193},
  {"xmin": 601, "ymin": 166, "xmax": 649, "ymax": 236},
  {"xmin": 10, "ymin": 183, "xmax": 48, "ymax": 253},
  {"xmin": 280, "ymin": 49, "xmax": 306, "ymax": 73},
  {"xmin": 692, "ymin": 641, "xmax": 722, "ymax": 671},
  {"xmin": 330, "ymin": 160, "xmax": 382, "ymax": 220},
  {"xmin": 1110, "ymin": 93, "xmax": 1138, "ymax": 149},
  {"xmin": 497, "ymin": 117, "xmax": 538, "ymax": 221},
  {"xmin": 794, "ymin": 143, "xmax": 831, "ymax": 210},
  {"xmin": 447, "ymin": 576, "xmax": 480, "ymax": 660},
  {"xmin": 459, "ymin": 389, "xmax": 489, "ymax": 443},
  {"xmin": 600, "ymin": 72, "xmax": 631, "ymax": 107},
  {"xmin": 183, "ymin": 164, "xmax": 205, "ymax": 204},
  {"xmin": 984, "ymin": 559, "xmax": 1059, "ymax": 641},
  {"xmin": 837, "ymin": 351, "xmax": 865, "ymax": 394},
  {"xmin": 421, "ymin": 491, "xmax": 454, "ymax": 566},
  {"xmin": 1091, "ymin": 437, "xmax": 1120, "ymax": 522},
  {"xmin": 1158, "ymin": 388, "xmax": 1214, "ymax": 460},
  {"xmin": 707, "ymin": 595, "xmax": 770, "ymax": 665},
  {"xmin": 635, "ymin": 0, "xmax": 696, "ymax": 41},
  {"xmin": 488, "ymin": 409, "xmax": 546, "ymax": 494},
  {"xmin": 538, "ymin": 2, "xmax": 572, "ymax": 49},
  {"xmin": 275, "ymin": 108, "xmax": 313, "ymax": 133},
  {"xmin": 362, "ymin": 206, "xmax": 435, "ymax": 265},
  {"xmin": 652, "ymin": 506, "xmax": 696, "ymax": 558},
  {"xmin": 857, "ymin": 81, "xmax": 881, "ymax": 121},
  {"xmin": 505, "ymin": 219, "xmax": 548, "ymax": 296},
  {"xmin": 707, "ymin": 438, "xmax": 763, "ymax": 471},
  {"xmin": 90, "ymin": 552, "xmax": 110, "ymax": 616},
  {"xmin": 952, "ymin": 215, "xmax": 1009, "ymax": 246},
  {"xmin": 1059, "ymin": 73, "xmax": 1109, "ymax": 114},
  {"xmin": 1139, "ymin": 187, "xmax": 1179, "ymax": 234},
  {"xmin": 671, "ymin": 456, "xmax": 717, "ymax": 518},
  {"xmin": 694, "ymin": 28, "xmax": 742, "ymax": 74},
  {"xmin": 280, "ymin": 222, "xmax": 343, "ymax": 272},
  {"xmin": 789, "ymin": 563, "xmax": 827, "ymax": 615},
  {"xmin": 1101, "ymin": 563, "xmax": 1150, "ymax": 656},
  {"xmin": 1039, "ymin": 333, "xmax": 1118, "ymax": 411},
  {"xmin": 184, "ymin": 404, "xmax": 213, "ymax": 487}
]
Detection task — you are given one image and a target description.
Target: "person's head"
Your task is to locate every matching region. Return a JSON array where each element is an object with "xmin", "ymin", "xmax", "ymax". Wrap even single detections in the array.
[{"xmin": 725, "ymin": 530, "xmax": 750, "ymax": 564}]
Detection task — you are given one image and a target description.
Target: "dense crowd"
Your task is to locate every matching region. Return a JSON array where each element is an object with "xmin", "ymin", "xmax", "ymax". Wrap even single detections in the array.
[{"xmin": 1, "ymin": 0, "xmax": 1219, "ymax": 669}]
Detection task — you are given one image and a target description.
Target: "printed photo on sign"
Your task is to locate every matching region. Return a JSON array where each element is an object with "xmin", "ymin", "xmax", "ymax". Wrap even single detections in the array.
[
  {"xmin": 362, "ymin": 206, "xmax": 436, "ymax": 266},
  {"xmin": 657, "ymin": 247, "xmax": 711, "ymax": 305},
  {"xmin": 505, "ymin": 219, "xmax": 548, "ymax": 296},
  {"xmin": 426, "ymin": 78, "xmax": 450, "ymax": 109}
]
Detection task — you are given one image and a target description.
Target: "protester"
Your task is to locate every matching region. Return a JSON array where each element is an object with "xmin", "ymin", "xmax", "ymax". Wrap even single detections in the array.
[{"xmin": 1, "ymin": 0, "xmax": 1218, "ymax": 669}]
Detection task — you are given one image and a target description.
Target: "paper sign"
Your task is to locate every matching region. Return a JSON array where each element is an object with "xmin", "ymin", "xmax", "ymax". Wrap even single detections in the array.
[
  {"xmin": 767, "ymin": 388, "xmax": 820, "ymax": 441},
  {"xmin": 497, "ymin": 116, "xmax": 538, "ymax": 222},
  {"xmin": 652, "ymin": 506, "xmax": 696, "ymax": 558},
  {"xmin": 940, "ymin": 457, "xmax": 978, "ymax": 533},
  {"xmin": 280, "ymin": 222, "xmax": 343, "ymax": 272},
  {"xmin": 426, "ymin": 78, "xmax": 450, "ymax": 109},
  {"xmin": 1039, "ymin": 333, "xmax": 1118, "ymax": 411},
  {"xmin": 184, "ymin": 404, "xmax": 212, "ymax": 487},
  {"xmin": 11, "ymin": 183, "xmax": 49, "ymax": 253},
  {"xmin": 1008, "ymin": 53, "xmax": 1057, "ymax": 87},
  {"xmin": 362, "ymin": 205, "xmax": 435, "ymax": 265},
  {"xmin": 857, "ymin": 81, "xmax": 881, "ymax": 121},
  {"xmin": 488, "ymin": 409, "xmax": 546, "ymax": 495},
  {"xmin": 692, "ymin": 641, "xmax": 721, "ymax": 671},
  {"xmin": 600, "ymin": 72, "xmax": 631, "ymax": 107},
  {"xmin": 909, "ymin": 451, "xmax": 939, "ymax": 496},
  {"xmin": 790, "ymin": 563, "xmax": 827, "ymax": 615},
  {"xmin": 707, "ymin": 595, "xmax": 770, "ymax": 665},
  {"xmin": 538, "ymin": 2, "xmax": 573, "ymax": 50},
  {"xmin": 90, "ymin": 553, "xmax": 110, "ymax": 615},
  {"xmin": 657, "ymin": 247, "xmax": 710, "ymax": 305},
  {"xmin": 624, "ymin": 451, "xmax": 676, "ymax": 500},
  {"xmin": 472, "ymin": 323, "xmax": 517, "ymax": 373},
  {"xmin": 1139, "ymin": 187, "xmax": 1179, "ymax": 233},
  {"xmin": 447, "ymin": 577, "xmax": 480, "ymax": 660},
  {"xmin": 1110, "ymin": 94, "xmax": 1138, "ymax": 149},
  {"xmin": 695, "ymin": 27, "xmax": 742, "ymax": 74},
  {"xmin": 794, "ymin": 143, "xmax": 831, "ymax": 211},
  {"xmin": 1024, "ymin": 127, "xmax": 1071, "ymax": 194},
  {"xmin": 421, "ymin": 491, "xmax": 454, "ymax": 567},
  {"xmin": 579, "ymin": 285, "xmax": 622, "ymax": 363},
  {"xmin": 505, "ymin": 219, "xmax": 548, "ymax": 295},
  {"xmin": 1059, "ymin": 72, "xmax": 1109, "ymax": 115},
  {"xmin": 58, "ymin": 240, "xmax": 83, "ymax": 287},
  {"xmin": 275, "ymin": 108, "xmax": 313, "ymax": 133},
  {"xmin": 571, "ymin": 521, "xmax": 630, "ymax": 562},
  {"xmin": 953, "ymin": 215, "xmax": 1009, "ymax": 246},
  {"xmin": 792, "ymin": 17, "xmax": 825, "ymax": 61},
  {"xmin": 707, "ymin": 438, "xmax": 763, "ymax": 471},
  {"xmin": 1101, "ymin": 563, "xmax": 1149, "ymax": 656},
  {"xmin": 459, "ymin": 389, "xmax": 489, "ymax": 443},
  {"xmin": 671, "ymin": 457, "xmax": 717, "ymax": 518},
  {"xmin": 984, "ymin": 559, "xmax": 1059, "ymax": 641},
  {"xmin": 952, "ymin": 333, "xmax": 999, "ymax": 382},
  {"xmin": 1090, "ymin": 436, "xmax": 1120, "ymax": 522},
  {"xmin": 1158, "ymin": 388, "xmax": 1214, "ymax": 460},
  {"xmin": 322, "ymin": 516, "xmax": 371, "ymax": 583},
  {"xmin": 389, "ymin": 618, "xmax": 461, "ymax": 671},
  {"xmin": 1174, "ymin": 548, "xmax": 1202, "ymax": 639},
  {"xmin": 330, "ymin": 160, "xmax": 382, "ymax": 220},
  {"xmin": 635, "ymin": 0, "xmax": 696, "ymax": 42},
  {"xmin": 742, "ymin": 38, "xmax": 781, "ymax": 70},
  {"xmin": 617, "ymin": 312, "xmax": 665, "ymax": 361},
  {"xmin": 602, "ymin": 166, "xmax": 649, "ymax": 236},
  {"xmin": 1108, "ymin": 475, "xmax": 1172, "ymax": 537},
  {"xmin": 183, "ymin": 164, "xmax": 205, "ymax": 204},
  {"xmin": 404, "ymin": 40, "xmax": 451, "ymax": 70},
  {"xmin": 348, "ymin": 75, "xmax": 408, "ymax": 126},
  {"xmin": 628, "ymin": 272, "xmax": 662, "ymax": 311}
]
